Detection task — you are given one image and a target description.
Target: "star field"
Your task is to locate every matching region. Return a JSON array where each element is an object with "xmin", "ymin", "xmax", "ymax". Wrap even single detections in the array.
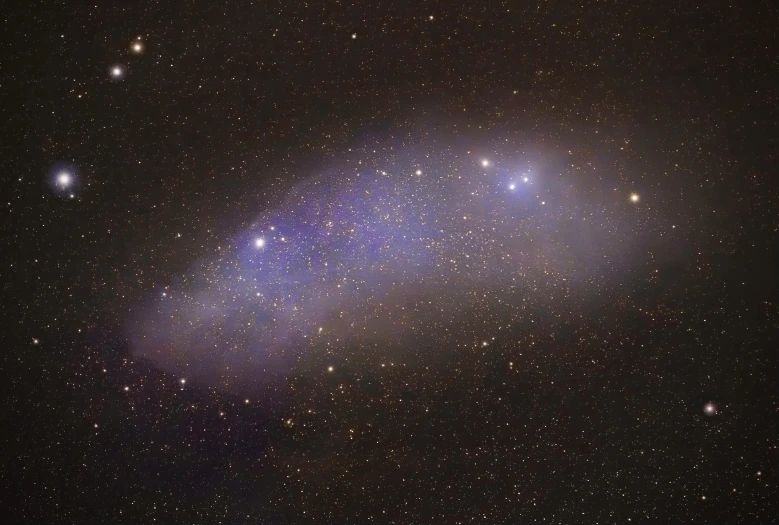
[
  {"xmin": 3, "ymin": 1, "xmax": 778, "ymax": 524},
  {"xmin": 128, "ymin": 142, "xmax": 655, "ymax": 397}
]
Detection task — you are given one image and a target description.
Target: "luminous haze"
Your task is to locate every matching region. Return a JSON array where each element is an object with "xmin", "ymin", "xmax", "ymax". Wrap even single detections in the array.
[
  {"xmin": 128, "ymin": 141, "xmax": 643, "ymax": 396},
  {"xmin": 6, "ymin": 0, "xmax": 777, "ymax": 523}
]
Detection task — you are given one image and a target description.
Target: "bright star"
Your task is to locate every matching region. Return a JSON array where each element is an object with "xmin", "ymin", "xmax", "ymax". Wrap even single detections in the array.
[
  {"xmin": 110, "ymin": 66, "xmax": 124, "ymax": 79},
  {"xmin": 131, "ymin": 42, "xmax": 143, "ymax": 53},
  {"xmin": 57, "ymin": 173, "xmax": 71, "ymax": 187},
  {"xmin": 630, "ymin": 193, "xmax": 640, "ymax": 203},
  {"xmin": 255, "ymin": 237, "xmax": 266, "ymax": 248},
  {"xmin": 481, "ymin": 159, "xmax": 490, "ymax": 167},
  {"xmin": 522, "ymin": 176, "xmax": 529, "ymax": 183},
  {"xmin": 415, "ymin": 169, "xmax": 422, "ymax": 176},
  {"xmin": 180, "ymin": 378, "xmax": 186, "ymax": 384},
  {"xmin": 351, "ymin": 33, "xmax": 357, "ymax": 39},
  {"xmin": 509, "ymin": 183, "xmax": 516, "ymax": 190},
  {"xmin": 703, "ymin": 402, "xmax": 718, "ymax": 416},
  {"xmin": 327, "ymin": 366, "xmax": 334, "ymax": 372}
]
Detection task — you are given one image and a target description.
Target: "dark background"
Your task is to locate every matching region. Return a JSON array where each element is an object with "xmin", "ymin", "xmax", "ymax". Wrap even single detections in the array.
[{"xmin": 2, "ymin": 1, "xmax": 777, "ymax": 523}]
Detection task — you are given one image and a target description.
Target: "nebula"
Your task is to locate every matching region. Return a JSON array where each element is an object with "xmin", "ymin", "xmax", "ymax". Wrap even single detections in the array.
[{"xmin": 126, "ymin": 138, "xmax": 645, "ymax": 397}]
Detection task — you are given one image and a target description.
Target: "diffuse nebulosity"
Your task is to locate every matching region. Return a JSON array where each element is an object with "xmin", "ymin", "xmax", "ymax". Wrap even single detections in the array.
[{"xmin": 126, "ymin": 138, "xmax": 648, "ymax": 396}]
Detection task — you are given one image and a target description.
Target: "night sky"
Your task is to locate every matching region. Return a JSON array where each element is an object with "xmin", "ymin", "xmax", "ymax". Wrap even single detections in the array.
[{"xmin": 3, "ymin": 1, "xmax": 778, "ymax": 524}]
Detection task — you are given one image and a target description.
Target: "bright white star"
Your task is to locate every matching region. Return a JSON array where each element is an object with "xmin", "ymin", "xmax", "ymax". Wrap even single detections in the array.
[
  {"xmin": 509, "ymin": 184, "xmax": 516, "ymax": 190},
  {"xmin": 255, "ymin": 237, "xmax": 266, "ymax": 248},
  {"xmin": 57, "ymin": 173, "xmax": 71, "ymax": 187},
  {"xmin": 481, "ymin": 159, "xmax": 490, "ymax": 167},
  {"xmin": 522, "ymin": 176, "xmax": 529, "ymax": 183},
  {"xmin": 630, "ymin": 193, "xmax": 640, "ymax": 203},
  {"xmin": 110, "ymin": 66, "xmax": 124, "ymax": 79}
]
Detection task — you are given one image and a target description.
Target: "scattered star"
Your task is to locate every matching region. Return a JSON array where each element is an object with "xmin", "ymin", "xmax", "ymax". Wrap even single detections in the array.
[{"xmin": 9, "ymin": 3, "xmax": 773, "ymax": 523}]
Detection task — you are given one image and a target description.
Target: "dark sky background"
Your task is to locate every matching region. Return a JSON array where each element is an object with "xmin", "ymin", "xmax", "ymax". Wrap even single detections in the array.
[{"xmin": 2, "ymin": 1, "xmax": 778, "ymax": 524}]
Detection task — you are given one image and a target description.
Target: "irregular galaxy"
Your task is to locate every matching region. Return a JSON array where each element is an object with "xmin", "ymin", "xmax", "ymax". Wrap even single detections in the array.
[
  {"xmin": 7, "ymin": 1, "xmax": 777, "ymax": 523},
  {"xmin": 128, "ymin": 141, "xmax": 648, "ymax": 397}
]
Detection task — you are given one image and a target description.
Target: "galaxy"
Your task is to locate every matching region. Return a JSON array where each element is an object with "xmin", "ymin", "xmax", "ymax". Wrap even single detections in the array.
[
  {"xmin": 4, "ymin": 1, "xmax": 778, "ymax": 524},
  {"xmin": 127, "ymin": 141, "xmax": 654, "ymax": 397}
]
